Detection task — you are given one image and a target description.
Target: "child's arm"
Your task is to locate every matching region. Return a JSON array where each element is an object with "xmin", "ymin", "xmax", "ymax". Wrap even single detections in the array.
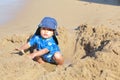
[
  {"xmin": 28, "ymin": 48, "xmax": 49, "ymax": 59},
  {"xmin": 16, "ymin": 43, "xmax": 30, "ymax": 53}
]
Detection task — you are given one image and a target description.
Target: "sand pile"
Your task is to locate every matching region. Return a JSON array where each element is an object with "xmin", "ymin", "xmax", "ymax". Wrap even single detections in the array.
[{"xmin": 0, "ymin": 25, "xmax": 120, "ymax": 80}]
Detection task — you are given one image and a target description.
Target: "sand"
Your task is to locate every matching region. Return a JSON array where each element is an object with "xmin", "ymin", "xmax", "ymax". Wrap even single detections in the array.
[{"xmin": 0, "ymin": 0, "xmax": 120, "ymax": 80}]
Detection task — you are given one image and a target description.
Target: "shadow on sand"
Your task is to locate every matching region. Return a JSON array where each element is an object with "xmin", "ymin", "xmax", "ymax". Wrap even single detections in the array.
[{"xmin": 79, "ymin": 0, "xmax": 120, "ymax": 6}]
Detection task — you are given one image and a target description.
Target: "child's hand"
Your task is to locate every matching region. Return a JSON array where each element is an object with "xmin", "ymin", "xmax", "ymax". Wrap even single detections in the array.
[
  {"xmin": 11, "ymin": 49, "xmax": 23, "ymax": 56},
  {"xmin": 14, "ymin": 48, "xmax": 25, "ymax": 55},
  {"xmin": 28, "ymin": 53, "xmax": 35, "ymax": 59}
]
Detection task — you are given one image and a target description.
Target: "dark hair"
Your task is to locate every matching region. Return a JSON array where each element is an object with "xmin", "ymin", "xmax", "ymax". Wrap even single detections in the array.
[
  {"xmin": 53, "ymin": 35, "xmax": 58, "ymax": 45},
  {"xmin": 34, "ymin": 27, "xmax": 59, "ymax": 45},
  {"xmin": 34, "ymin": 27, "xmax": 40, "ymax": 36}
]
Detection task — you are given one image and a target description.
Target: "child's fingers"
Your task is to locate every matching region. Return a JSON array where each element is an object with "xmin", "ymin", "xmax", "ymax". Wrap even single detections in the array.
[
  {"xmin": 27, "ymin": 54, "xmax": 32, "ymax": 59},
  {"xmin": 27, "ymin": 54, "xmax": 35, "ymax": 59},
  {"xmin": 12, "ymin": 48, "xmax": 25, "ymax": 56},
  {"xmin": 14, "ymin": 48, "xmax": 24, "ymax": 53}
]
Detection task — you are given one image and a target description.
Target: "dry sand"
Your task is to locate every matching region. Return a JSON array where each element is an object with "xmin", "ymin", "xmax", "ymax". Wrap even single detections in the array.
[{"xmin": 0, "ymin": 0, "xmax": 120, "ymax": 80}]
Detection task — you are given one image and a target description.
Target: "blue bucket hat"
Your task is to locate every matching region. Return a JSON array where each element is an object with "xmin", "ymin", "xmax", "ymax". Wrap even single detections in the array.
[{"xmin": 38, "ymin": 17, "xmax": 57, "ymax": 30}]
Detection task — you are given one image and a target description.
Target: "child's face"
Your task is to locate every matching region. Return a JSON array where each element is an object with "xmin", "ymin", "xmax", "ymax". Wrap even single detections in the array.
[{"xmin": 40, "ymin": 27, "xmax": 54, "ymax": 39}]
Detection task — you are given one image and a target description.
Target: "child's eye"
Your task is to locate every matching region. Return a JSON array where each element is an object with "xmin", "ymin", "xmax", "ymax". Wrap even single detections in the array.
[
  {"xmin": 48, "ymin": 29, "xmax": 54, "ymax": 31},
  {"xmin": 42, "ymin": 28, "xmax": 53, "ymax": 31}
]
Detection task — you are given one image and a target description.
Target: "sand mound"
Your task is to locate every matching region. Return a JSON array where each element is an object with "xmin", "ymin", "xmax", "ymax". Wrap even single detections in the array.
[{"xmin": 0, "ymin": 25, "xmax": 120, "ymax": 80}]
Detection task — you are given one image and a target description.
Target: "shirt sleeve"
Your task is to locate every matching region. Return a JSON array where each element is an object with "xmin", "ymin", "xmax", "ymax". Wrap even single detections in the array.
[
  {"xmin": 28, "ymin": 35, "xmax": 38, "ymax": 47},
  {"xmin": 46, "ymin": 41, "xmax": 60, "ymax": 53}
]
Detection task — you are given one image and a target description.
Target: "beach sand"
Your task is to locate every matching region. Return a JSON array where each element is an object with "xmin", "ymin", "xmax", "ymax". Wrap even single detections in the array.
[{"xmin": 0, "ymin": 0, "xmax": 120, "ymax": 80}]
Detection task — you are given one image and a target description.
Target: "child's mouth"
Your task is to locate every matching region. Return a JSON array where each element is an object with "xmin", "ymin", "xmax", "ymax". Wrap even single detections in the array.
[{"xmin": 43, "ymin": 34, "xmax": 48, "ymax": 36}]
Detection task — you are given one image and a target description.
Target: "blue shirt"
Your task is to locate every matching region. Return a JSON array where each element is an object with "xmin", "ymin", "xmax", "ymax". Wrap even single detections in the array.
[{"xmin": 28, "ymin": 35, "xmax": 60, "ymax": 63}]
